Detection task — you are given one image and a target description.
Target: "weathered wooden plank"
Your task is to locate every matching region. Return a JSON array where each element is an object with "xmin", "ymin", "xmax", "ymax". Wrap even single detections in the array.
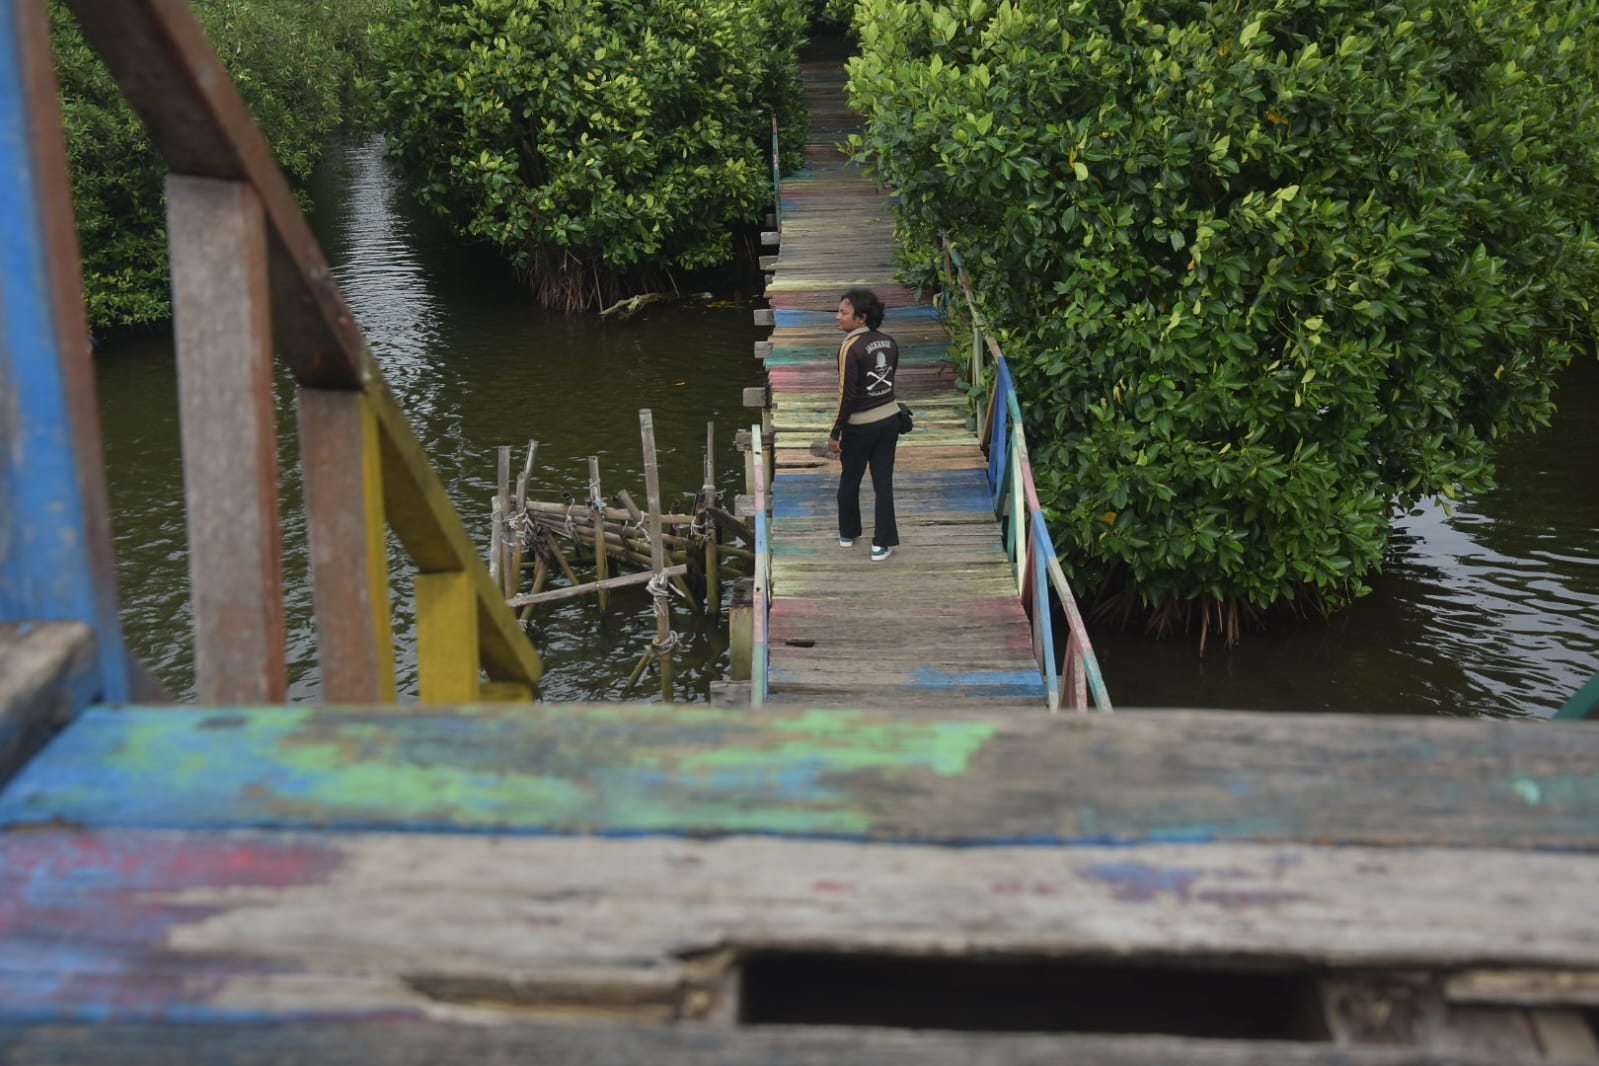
[
  {"xmin": 1530, "ymin": 1010, "xmax": 1599, "ymax": 1059},
  {"xmin": 4, "ymin": 706, "xmax": 1599, "ymax": 848},
  {"xmin": 4, "ymin": 829, "xmax": 1599, "ymax": 1034},
  {"xmin": 295, "ymin": 389, "xmax": 396, "ymax": 703},
  {"xmin": 0, "ymin": 622, "xmax": 94, "ymax": 787},
  {"xmin": 0, "ymin": 1021, "xmax": 1563, "ymax": 1066},
  {"xmin": 167, "ymin": 175, "xmax": 287, "ymax": 704},
  {"xmin": 1448, "ymin": 970, "xmax": 1599, "ymax": 1007}
]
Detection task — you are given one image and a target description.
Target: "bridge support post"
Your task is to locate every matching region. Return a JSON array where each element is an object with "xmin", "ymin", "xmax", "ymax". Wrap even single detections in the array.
[
  {"xmin": 167, "ymin": 175, "xmax": 287, "ymax": 703},
  {"xmin": 297, "ymin": 389, "xmax": 397, "ymax": 703}
]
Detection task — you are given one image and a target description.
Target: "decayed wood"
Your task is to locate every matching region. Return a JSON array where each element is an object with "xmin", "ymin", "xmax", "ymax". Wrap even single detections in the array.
[
  {"xmin": 0, "ymin": 622, "xmax": 94, "ymax": 786},
  {"xmin": 1448, "ymin": 971, "xmax": 1599, "ymax": 1007},
  {"xmin": 0, "ymin": 1021, "xmax": 1565, "ymax": 1066},
  {"xmin": 295, "ymin": 389, "xmax": 395, "ymax": 703},
  {"xmin": 167, "ymin": 175, "xmax": 286, "ymax": 704},
  {"xmin": 1529, "ymin": 1011, "xmax": 1599, "ymax": 1060},
  {"xmin": 7, "ymin": 828, "xmax": 1599, "ymax": 1033}
]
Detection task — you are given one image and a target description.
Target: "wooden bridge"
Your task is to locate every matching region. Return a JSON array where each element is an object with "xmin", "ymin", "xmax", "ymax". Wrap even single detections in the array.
[
  {"xmin": 748, "ymin": 44, "xmax": 1110, "ymax": 711},
  {"xmin": 5, "ymin": 5, "xmax": 1599, "ymax": 1063}
]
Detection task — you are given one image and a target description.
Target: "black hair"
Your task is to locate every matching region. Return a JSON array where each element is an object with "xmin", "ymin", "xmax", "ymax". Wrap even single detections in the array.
[{"xmin": 840, "ymin": 287, "xmax": 886, "ymax": 331}]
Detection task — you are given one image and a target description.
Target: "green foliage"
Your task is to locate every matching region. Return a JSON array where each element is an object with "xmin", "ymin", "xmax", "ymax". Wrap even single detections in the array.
[
  {"xmin": 53, "ymin": 0, "xmax": 392, "ymax": 330},
  {"xmin": 370, "ymin": 0, "xmax": 808, "ymax": 310},
  {"xmin": 849, "ymin": 0, "xmax": 1599, "ymax": 625},
  {"xmin": 817, "ymin": 0, "xmax": 858, "ymax": 29}
]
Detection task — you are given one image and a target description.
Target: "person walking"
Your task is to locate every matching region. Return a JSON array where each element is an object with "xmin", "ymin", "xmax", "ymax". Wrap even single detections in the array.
[{"xmin": 828, "ymin": 288, "xmax": 900, "ymax": 561}]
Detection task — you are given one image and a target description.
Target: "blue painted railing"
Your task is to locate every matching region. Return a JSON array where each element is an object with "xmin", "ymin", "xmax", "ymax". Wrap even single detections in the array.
[
  {"xmin": 770, "ymin": 115, "xmax": 783, "ymax": 228},
  {"xmin": 751, "ymin": 422, "xmax": 771, "ymax": 707},
  {"xmin": 1556, "ymin": 669, "xmax": 1599, "ymax": 721},
  {"xmin": 945, "ymin": 240, "xmax": 1112, "ymax": 712},
  {"xmin": 1, "ymin": 0, "xmax": 132, "ymax": 704}
]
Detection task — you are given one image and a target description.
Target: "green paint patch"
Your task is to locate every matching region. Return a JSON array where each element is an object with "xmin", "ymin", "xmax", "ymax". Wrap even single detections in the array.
[{"xmin": 685, "ymin": 710, "xmax": 993, "ymax": 778}]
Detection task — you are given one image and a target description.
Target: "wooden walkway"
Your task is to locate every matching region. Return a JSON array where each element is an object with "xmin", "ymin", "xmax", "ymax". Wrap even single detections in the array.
[{"xmin": 758, "ymin": 50, "xmax": 1046, "ymax": 708}]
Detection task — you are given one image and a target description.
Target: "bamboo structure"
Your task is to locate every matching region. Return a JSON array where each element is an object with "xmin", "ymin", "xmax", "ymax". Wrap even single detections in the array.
[{"xmin": 484, "ymin": 415, "xmax": 757, "ymax": 699}]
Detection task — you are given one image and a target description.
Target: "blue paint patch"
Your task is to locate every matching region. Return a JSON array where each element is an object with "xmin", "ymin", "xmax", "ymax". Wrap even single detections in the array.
[
  {"xmin": 907, "ymin": 665, "xmax": 1046, "ymax": 700},
  {"xmin": 1082, "ymin": 861, "xmax": 1203, "ymax": 902},
  {"xmin": 773, "ymin": 306, "xmax": 941, "ymax": 329}
]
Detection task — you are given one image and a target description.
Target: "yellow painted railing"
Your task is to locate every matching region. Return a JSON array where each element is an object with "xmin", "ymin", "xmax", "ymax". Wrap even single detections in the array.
[{"xmin": 39, "ymin": 0, "xmax": 540, "ymax": 703}]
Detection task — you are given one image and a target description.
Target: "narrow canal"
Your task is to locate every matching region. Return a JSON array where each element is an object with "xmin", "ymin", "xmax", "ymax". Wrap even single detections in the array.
[{"xmin": 93, "ymin": 136, "xmax": 1598, "ymax": 715}]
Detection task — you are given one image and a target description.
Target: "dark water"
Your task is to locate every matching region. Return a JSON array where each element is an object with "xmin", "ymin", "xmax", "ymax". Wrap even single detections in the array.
[
  {"xmin": 95, "ymin": 137, "xmax": 1597, "ymax": 715},
  {"xmin": 1088, "ymin": 355, "xmax": 1599, "ymax": 719},
  {"xmin": 95, "ymin": 135, "xmax": 767, "ymax": 702}
]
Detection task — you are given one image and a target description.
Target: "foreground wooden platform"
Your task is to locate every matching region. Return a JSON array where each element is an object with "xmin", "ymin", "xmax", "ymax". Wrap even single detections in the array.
[
  {"xmin": 756, "ymin": 51, "xmax": 1045, "ymax": 708},
  {"xmin": 3, "ymin": 678, "xmax": 1599, "ymax": 1062}
]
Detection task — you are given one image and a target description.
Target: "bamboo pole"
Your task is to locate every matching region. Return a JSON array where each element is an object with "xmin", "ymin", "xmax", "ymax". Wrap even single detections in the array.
[
  {"xmin": 702, "ymin": 421, "xmax": 719, "ymax": 619},
  {"xmin": 524, "ymin": 499, "xmax": 696, "ymax": 525},
  {"xmin": 640, "ymin": 409, "xmax": 673, "ymax": 702},
  {"xmin": 589, "ymin": 455, "xmax": 610, "ymax": 612},
  {"xmin": 489, "ymin": 495, "xmax": 503, "ymax": 590},
  {"xmin": 508, "ymin": 563, "xmax": 689, "ymax": 608},
  {"xmin": 497, "ymin": 445, "xmax": 514, "ymax": 599},
  {"xmin": 706, "ymin": 504, "xmax": 754, "ymax": 544},
  {"xmin": 615, "ymin": 489, "xmax": 646, "ymax": 523},
  {"xmin": 510, "ymin": 440, "xmax": 536, "ymax": 593}
]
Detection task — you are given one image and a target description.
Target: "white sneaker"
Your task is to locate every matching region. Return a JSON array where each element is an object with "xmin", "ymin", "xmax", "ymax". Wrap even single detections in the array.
[
  {"xmin": 839, "ymin": 536, "xmax": 855, "ymax": 548},
  {"xmin": 871, "ymin": 545, "xmax": 894, "ymax": 562}
]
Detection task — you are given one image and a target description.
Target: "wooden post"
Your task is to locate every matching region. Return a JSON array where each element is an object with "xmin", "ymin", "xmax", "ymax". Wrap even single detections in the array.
[
  {"xmin": 729, "ymin": 577, "xmax": 753, "ymax": 682},
  {"xmin": 760, "ymin": 407, "xmax": 775, "ymax": 513},
  {"xmin": 737, "ymin": 428, "xmax": 755, "ymax": 504},
  {"xmin": 702, "ymin": 422, "xmax": 720, "ymax": 619},
  {"xmin": 589, "ymin": 456, "xmax": 610, "ymax": 612},
  {"xmin": 167, "ymin": 175, "xmax": 287, "ymax": 704},
  {"xmin": 296, "ymin": 389, "xmax": 396, "ymax": 703},
  {"xmin": 640, "ymin": 409, "xmax": 673, "ymax": 702}
]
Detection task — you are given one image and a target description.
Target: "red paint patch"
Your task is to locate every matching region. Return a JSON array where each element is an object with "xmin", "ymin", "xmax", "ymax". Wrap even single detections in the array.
[{"xmin": 811, "ymin": 880, "xmax": 855, "ymax": 893}]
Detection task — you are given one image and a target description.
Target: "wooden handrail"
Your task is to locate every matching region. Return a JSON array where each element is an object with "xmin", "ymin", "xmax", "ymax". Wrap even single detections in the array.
[
  {"xmin": 1, "ymin": 0, "xmax": 132, "ymax": 704},
  {"xmin": 53, "ymin": 0, "xmax": 541, "ymax": 699},
  {"xmin": 942, "ymin": 238, "xmax": 1112, "ymax": 712}
]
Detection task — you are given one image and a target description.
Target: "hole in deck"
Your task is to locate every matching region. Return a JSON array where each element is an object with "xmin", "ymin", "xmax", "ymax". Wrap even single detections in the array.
[{"xmin": 739, "ymin": 952, "xmax": 1325, "ymax": 1040}]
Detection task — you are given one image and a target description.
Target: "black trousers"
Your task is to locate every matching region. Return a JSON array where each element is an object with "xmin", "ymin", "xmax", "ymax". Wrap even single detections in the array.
[{"xmin": 837, "ymin": 416, "xmax": 900, "ymax": 547}]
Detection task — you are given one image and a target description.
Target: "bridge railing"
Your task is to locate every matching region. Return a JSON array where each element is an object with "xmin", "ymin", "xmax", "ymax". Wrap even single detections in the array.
[
  {"xmin": 5, "ymin": 0, "xmax": 540, "ymax": 707},
  {"xmin": 942, "ymin": 240, "xmax": 1112, "ymax": 712},
  {"xmin": 751, "ymin": 423, "xmax": 772, "ymax": 708}
]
